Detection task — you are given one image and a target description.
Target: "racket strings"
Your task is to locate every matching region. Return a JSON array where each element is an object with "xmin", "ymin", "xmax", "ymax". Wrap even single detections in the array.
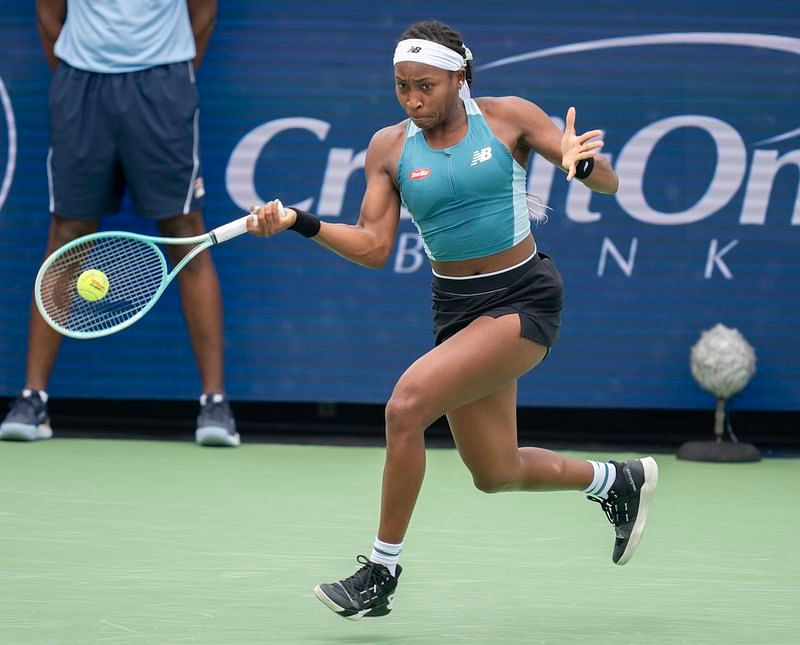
[{"xmin": 39, "ymin": 237, "xmax": 167, "ymax": 334}]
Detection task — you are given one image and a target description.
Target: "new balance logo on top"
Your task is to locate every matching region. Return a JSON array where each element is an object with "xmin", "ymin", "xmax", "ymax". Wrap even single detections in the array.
[{"xmin": 471, "ymin": 147, "xmax": 492, "ymax": 166}]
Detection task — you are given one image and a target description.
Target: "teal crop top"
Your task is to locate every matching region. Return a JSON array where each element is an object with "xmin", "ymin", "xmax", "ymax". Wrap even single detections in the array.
[{"xmin": 397, "ymin": 98, "xmax": 530, "ymax": 262}]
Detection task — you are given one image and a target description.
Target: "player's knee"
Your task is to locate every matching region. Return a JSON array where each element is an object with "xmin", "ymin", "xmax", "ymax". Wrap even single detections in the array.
[
  {"xmin": 472, "ymin": 473, "xmax": 514, "ymax": 494},
  {"xmin": 384, "ymin": 395, "xmax": 416, "ymax": 433},
  {"xmin": 385, "ymin": 388, "xmax": 427, "ymax": 437}
]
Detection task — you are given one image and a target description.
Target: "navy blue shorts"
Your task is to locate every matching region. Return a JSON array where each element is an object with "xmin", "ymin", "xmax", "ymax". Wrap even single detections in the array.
[
  {"xmin": 47, "ymin": 61, "xmax": 204, "ymax": 220},
  {"xmin": 431, "ymin": 252, "xmax": 564, "ymax": 349}
]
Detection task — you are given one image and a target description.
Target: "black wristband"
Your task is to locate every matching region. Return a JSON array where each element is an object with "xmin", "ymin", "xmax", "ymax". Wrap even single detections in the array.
[
  {"xmin": 289, "ymin": 208, "xmax": 321, "ymax": 238},
  {"xmin": 574, "ymin": 156, "xmax": 594, "ymax": 180}
]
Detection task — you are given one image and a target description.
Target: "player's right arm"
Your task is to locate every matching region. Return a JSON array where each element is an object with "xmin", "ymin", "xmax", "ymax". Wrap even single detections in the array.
[
  {"xmin": 250, "ymin": 125, "xmax": 404, "ymax": 269},
  {"xmin": 310, "ymin": 126, "xmax": 402, "ymax": 268},
  {"xmin": 36, "ymin": 0, "xmax": 67, "ymax": 71}
]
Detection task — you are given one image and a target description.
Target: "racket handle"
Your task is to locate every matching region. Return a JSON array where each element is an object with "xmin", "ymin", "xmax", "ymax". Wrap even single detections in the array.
[{"xmin": 210, "ymin": 215, "xmax": 251, "ymax": 244}]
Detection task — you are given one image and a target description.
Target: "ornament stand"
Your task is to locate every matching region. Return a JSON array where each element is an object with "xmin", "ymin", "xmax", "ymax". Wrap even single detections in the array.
[{"xmin": 677, "ymin": 397, "xmax": 761, "ymax": 463}]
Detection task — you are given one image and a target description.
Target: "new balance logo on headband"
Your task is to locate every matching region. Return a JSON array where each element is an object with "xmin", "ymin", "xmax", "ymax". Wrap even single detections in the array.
[
  {"xmin": 394, "ymin": 39, "xmax": 466, "ymax": 71},
  {"xmin": 471, "ymin": 147, "xmax": 492, "ymax": 166}
]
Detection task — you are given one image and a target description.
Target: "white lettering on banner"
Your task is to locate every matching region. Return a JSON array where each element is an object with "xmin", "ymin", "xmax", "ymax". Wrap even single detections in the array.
[
  {"xmin": 388, "ymin": 236, "xmax": 742, "ymax": 277},
  {"xmin": 597, "ymin": 238, "xmax": 638, "ymax": 277},
  {"xmin": 740, "ymin": 149, "xmax": 800, "ymax": 225},
  {"xmin": 226, "ymin": 117, "xmax": 330, "ymax": 212},
  {"xmin": 318, "ymin": 148, "xmax": 367, "ymax": 216},
  {"xmin": 227, "ymin": 115, "xmax": 797, "ymax": 231},
  {"xmin": 394, "ymin": 233, "xmax": 425, "ymax": 273},
  {"xmin": 615, "ymin": 116, "xmax": 747, "ymax": 225},
  {"xmin": 705, "ymin": 239, "xmax": 739, "ymax": 279},
  {"xmin": 0, "ymin": 75, "xmax": 17, "ymax": 212},
  {"xmin": 566, "ymin": 167, "xmax": 606, "ymax": 223}
]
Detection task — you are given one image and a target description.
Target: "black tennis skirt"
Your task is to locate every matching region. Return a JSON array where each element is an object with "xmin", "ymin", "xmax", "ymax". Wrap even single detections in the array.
[{"xmin": 431, "ymin": 251, "xmax": 564, "ymax": 348}]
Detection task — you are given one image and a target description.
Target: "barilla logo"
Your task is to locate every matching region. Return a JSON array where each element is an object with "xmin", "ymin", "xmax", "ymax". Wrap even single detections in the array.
[{"xmin": 409, "ymin": 168, "xmax": 431, "ymax": 180}]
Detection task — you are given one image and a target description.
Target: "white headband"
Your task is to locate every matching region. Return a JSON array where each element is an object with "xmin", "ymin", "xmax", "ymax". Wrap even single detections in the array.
[{"xmin": 393, "ymin": 38, "xmax": 470, "ymax": 71}]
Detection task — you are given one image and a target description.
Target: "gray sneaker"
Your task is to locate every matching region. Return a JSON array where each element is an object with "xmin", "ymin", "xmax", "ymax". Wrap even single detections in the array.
[
  {"xmin": 195, "ymin": 393, "xmax": 239, "ymax": 447},
  {"xmin": 0, "ymin": 389, "xmax": 54, "ymax": 441}
]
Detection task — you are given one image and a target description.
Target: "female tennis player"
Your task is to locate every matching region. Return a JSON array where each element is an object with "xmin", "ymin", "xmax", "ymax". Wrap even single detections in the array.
[{"xmin": 248, "ymin": 20, "xmax": 658, "ymax": 621}]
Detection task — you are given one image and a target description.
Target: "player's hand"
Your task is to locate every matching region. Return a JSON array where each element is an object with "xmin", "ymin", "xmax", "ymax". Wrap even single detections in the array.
[
  {"xmin": 246, "ymin": 199, "xmax": 296, "ymax": 237},
  {"xmin": 561, "ymin": 106, "xmax": 604, "ymax": 181}
]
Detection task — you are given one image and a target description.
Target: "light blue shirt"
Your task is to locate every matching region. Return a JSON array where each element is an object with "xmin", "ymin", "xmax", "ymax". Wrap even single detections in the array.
[{"xmin": 54, "ymin": 0, "xmax": 196, "ymax": 73}]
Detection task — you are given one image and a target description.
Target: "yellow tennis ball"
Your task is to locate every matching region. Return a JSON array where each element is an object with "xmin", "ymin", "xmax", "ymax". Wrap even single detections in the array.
[{"xmin": 76, "ymin": 269, "xmax": 109, "ymax": 302}]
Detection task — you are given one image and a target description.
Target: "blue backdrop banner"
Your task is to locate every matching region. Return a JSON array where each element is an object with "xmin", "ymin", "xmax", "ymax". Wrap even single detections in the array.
[{"xmin": 1, "ymin": 2, "xmax": 798, "ymax": 410}]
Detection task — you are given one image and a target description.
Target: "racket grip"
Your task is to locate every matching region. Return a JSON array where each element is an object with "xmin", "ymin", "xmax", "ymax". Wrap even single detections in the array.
[{"xmin": 210, "ymin": 215, "xmax": 251, "ymax": 244}]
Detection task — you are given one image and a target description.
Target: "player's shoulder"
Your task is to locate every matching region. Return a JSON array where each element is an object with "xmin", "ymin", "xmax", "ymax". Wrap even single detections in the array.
[
  {"xmin": 368, "ymin": 121, "xmax": 407, "ymax": 152},
  {"xmin": 475, "ymin": 96, "xmax": 553, "ymax": 135},
  {"xmin": 475, "ymin": 95, "xmax": 542, "ymax": 117}
]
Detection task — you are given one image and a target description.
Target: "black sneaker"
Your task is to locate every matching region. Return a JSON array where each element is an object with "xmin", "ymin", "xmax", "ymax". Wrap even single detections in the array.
[
  {"xmin": 0, "ymin": 389, "xmax": 53, "ymax": 441},
  {"xmin": 588, "ymin": 457, "xmax": 658, "ymax": 565},
  {"xmin": 314, "ymin": 555, "xmax": 401, "ymax": 621},
  {"xmin": 195, "ymin": 393, "xmax": 240, "ymax": 447}
]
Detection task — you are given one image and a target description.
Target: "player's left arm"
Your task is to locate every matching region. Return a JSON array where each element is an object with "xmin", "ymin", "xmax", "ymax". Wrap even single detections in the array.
[
  {"xmin": 186, "ymin": 0, "xmax": 217, "ymax": 70},
  {"xmin": 496, "ymin": 96, "xmax": 618, "ymax": 194}
]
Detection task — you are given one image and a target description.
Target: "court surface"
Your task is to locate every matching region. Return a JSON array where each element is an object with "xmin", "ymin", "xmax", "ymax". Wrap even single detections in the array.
[{"xmin": 1, "ymin": 439, "xmax": 797, "ymax": 644}]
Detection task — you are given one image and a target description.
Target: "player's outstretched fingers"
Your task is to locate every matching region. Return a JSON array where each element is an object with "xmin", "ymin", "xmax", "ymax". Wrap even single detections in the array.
[
  {"xmin": 578, "ymin": 129, "xmax": 603, "ymax": 145},
  {"xmin": 565, "ymin": 106, "xmax": 576, "ymax": 134}
]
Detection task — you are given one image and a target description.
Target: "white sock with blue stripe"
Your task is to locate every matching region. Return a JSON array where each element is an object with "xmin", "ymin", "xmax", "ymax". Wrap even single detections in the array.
[
  {"xmin": 583, "ymin": 461, "xmax": 617, "ymax": 499},
  {"xmin": 370, "ymin": 537, "xmax": 403, "ymax": 576}
]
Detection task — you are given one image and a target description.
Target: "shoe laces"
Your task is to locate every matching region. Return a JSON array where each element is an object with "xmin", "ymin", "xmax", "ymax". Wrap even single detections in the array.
[
  {"xmin": 588, "ymin": 492, "xmax": 631, "ymax": 526},
  {"xmin": 341, "ymin": 555, "xmax": 391, "ymax": 591}
]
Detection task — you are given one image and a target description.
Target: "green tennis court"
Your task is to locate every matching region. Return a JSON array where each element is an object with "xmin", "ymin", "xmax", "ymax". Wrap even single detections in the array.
[{"xmin": 1, "ymin": 439, "xmax": 797, "ymax": 644}]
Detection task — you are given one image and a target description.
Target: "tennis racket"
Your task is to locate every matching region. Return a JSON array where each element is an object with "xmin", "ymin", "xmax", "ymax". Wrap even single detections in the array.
[{"xmin": 35, "ymin": 211, "xmax": 261, "ymax": 339}]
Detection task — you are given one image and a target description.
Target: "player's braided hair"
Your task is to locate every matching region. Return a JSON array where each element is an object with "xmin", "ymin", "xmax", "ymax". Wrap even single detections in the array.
[{"xmin": 399, "ymin": 20, "xmax": 473, "ymax": 88}]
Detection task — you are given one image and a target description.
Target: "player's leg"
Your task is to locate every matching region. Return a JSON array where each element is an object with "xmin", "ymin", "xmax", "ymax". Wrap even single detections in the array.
[
  {"xmin": 377, "ymin": 314, "xmax": 549, "ymax": 542},
  {"xmin": 119, "ymin": 62, "xmax": 237, "ymax": 447},
  {"xmin": 446, "ymin": 328, "xmax": 657, "ymax": 566},
  {"xmin": 315, "ymin": 313, "xmax": 547, "ymax": 619},
  {"xmin": 2, "ymin": 63, "xmax": 120, "ymax": 441},
  {"xmin": 447, "ymin": 379, "xmax": 595, "ymax": 494}
]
